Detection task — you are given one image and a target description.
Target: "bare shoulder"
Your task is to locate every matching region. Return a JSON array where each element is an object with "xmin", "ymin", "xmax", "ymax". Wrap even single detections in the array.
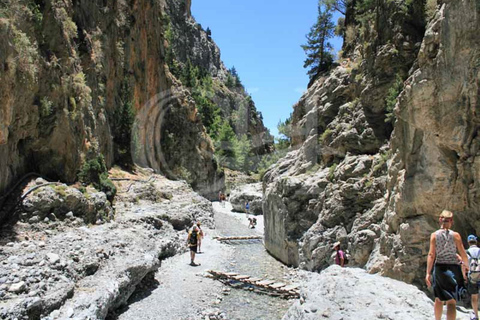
[{"xmin": 452, "ymin": 231, "xmax": 462, "ymax": 240}]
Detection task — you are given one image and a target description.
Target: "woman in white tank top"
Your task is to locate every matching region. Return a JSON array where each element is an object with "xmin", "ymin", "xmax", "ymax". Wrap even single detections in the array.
[{"xmin": 426, "ymin": 210, "xmax": 469, "ymax": 320}]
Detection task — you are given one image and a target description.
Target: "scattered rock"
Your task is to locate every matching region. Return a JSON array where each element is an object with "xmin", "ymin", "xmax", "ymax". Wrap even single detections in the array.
[{"xmin": 8, "ymin": 281, "xmax": 26, "ymax": 293}]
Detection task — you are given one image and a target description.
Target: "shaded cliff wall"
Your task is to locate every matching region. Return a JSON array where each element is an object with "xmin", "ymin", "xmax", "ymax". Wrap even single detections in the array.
[{"xmin": 0, "ymin": 0, "xmax": 223, "ymax": 222}]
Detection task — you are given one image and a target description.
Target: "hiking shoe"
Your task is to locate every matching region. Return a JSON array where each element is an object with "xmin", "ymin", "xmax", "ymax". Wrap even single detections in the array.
[
  {"xmin": 471, "ymin": 313, "xmax": 479, "ymax": 320},
  {"xmin": 190, "ymin": 262, "xmax": 200, "ymax": 266}
]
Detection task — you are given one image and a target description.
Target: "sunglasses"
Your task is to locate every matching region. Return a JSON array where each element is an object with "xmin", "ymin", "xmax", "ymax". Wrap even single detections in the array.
[{"xmin": 441, "ymin": 218, "xmax": 453, "ymax": 223}]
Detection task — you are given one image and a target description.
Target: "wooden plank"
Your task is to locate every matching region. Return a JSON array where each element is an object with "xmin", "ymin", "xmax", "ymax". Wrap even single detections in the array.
[
  {"xmin": 256, "ymin": 280, "xmax": 275, "ymax": 286},
  {"xmin": 269, "ymin": 283, "xmax": 286, "ymax": 289},
  {"xmin": 245, "ymin": 277, "xmax": 262, "ymax": 283},
  {"xmin": 215, "ymin": 236, "xmax": 263, "ymax": 241},
  {"xmin": 225, "ymin": 272, "xmax": 239, "ymax": 276},
  {"xmin": 282, "ymin": 284, "xmax": 299, "ymax": 291},
  {"xmin": 233, "ymin": 275, "xmax": 250, "ymax": 280}
]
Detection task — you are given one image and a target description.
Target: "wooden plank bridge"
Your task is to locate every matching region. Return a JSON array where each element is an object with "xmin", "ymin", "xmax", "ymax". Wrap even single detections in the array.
[
  {"xmin": 213, "ymin": 236, "xmax": 263, "ymax": 241},
  {"xmin": 206, "ymin": 270, "xmax": 300, "ymax": 299}
]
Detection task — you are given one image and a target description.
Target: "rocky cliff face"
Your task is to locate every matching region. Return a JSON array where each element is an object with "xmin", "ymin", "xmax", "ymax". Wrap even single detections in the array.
[
  {"xmin": 0, "ymin": 0, "xmax": 228, "ymax": 220},
  {"xmin": 263, "ymin": 0, "xmax": 425, "ymax": 270},
  {"xmin": 263, "ymin": 0, "xmax": 479, "ymax": 286},
  {"xmin": 371, "ymin": 0, "xmax": 480, "ymax": 284},
  {"xmin": 164, "ymin": 0, "xmax": 273, "ymax": 157}
]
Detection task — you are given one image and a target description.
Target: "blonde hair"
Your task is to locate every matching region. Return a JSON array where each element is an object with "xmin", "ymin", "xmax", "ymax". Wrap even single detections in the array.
[{"xmin": 440, "ymin": 210, "xmax": 453, "ymax": 218}]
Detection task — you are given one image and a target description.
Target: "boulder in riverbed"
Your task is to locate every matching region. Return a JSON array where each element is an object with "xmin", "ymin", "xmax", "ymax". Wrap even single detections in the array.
[
  {"xmin": 283, "ymin": 266, "xmax": 435, "ymax": 320},
  {"xmin": 229, "ymin": 183, "xmax": 263, "ymax": 215}
]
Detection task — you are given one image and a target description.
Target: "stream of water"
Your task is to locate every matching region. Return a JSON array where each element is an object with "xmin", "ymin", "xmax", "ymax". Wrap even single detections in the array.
[{"xmin": 212, "ymin": 202, "xmax": 295, "ymax": 320}]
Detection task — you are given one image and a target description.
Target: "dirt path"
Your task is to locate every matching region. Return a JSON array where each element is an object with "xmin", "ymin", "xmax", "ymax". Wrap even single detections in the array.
[{"xmin": 113, "ymin": 202, "xmax": 296, "ymax": 320}]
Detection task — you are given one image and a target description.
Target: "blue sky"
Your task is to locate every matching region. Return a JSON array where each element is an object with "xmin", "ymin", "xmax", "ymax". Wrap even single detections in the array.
[{"xmin": 191, "ymin": 0, "xmax": 343, "ymax": 137}]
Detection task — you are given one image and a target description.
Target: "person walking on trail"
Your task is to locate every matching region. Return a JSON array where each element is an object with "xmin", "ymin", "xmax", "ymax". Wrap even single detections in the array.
[
  {"xmin": 187, "ymin": 225, "xmax": 201, "ymax": 266},
  {"xmin": 245, "ymin": 201, "xmax": 250, "ymax": 214},
  {"xmin": 466, "ymin": 235, "xmax": 480, "ymax": 320},
  {"xmin": 333, "ymin": 242, "xmax": 345, "ymax": 267},
  {"xmin": 196, "ymin": 221, "xmax": 204, "ymax": 254},
  {"xmin": 247, "ymin": 216, "xmax": 257, "ymax": 229},
  {"xmin": 426, "ymin": 210, "xmax": 469, "ymax": 320}
]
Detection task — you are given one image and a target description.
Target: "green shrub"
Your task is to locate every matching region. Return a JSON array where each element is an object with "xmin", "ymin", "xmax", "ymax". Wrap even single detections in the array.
[
  {"xmin": 320, "ymin": 129, "xmax": 333, "ymax": 143},
  {"xmin": 328, "ymin": 163, "xmax": 337, "ymax": 181},
  {"xmin": 40, "ymin": 97, "xmax": 54, "ymax": 118},
  {"xmin": 78, "ymin": 153, "xmax": 116, "ymax": 202},
  {"xmin": 385, "ymin": 74, "xmax": 405, "ymax": 124}
]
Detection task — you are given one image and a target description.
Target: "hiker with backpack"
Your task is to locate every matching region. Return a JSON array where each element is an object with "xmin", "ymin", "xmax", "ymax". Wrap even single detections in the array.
[
  {"xmin": 333, "ymin": 242, "xmax": 347, "ymax": 267},
  {"xmin": 187, "ymin": 225, "xmax": 201, "ymax": 266},
  {"xmin": 425, "ymin": 210, "xmax": 469, "ymax": 320},
  {"xmin": 247, "ymin": 216, "xmax": 257, "ymax": 229},
  {"xmin": 467, "ymin": 235, "xmax": 480, "ymax": 320}
]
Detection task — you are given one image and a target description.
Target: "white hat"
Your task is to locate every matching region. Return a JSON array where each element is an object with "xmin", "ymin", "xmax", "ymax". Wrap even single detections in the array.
[{"xmin": 333, "ymin": 241, "xmax": 341, "ymax": 249}]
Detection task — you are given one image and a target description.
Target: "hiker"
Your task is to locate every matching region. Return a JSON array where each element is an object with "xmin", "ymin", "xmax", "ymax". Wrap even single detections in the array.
[
  {"xmin": 333, "ymin": 242, "xmax": 345, "ymax": 267},
  {"xmin": 248, "ymin": 216, "xmax": 257, "ymax": 229},
  {"xmin": 467, "ymin": 235, "xmax": 480, "ymax": 320},
  {"xmin": 245, "ymin": 201, "xmax": 250, "ymax": 214},
  {"xmin": 196, "ymin": 221, "xmax": 204, "ymax": 254},
  {"xmin": 219, "ymin": 191, "xmax": 223, "ymax": 206},
  {"xmin": 187, "ymin": 225, "xmax": 201, "ymax": 266},
  {"xmin": 221, "ymin": 193, "xmax": 226, "ymax": 207},
  {"xmin": 425, "ymin": 210, "xmax": 469, "ymax": 320}
]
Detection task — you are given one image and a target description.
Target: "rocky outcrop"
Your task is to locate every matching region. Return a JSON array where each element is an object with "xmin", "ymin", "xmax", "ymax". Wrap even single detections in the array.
[
  {"xmin": 230, "ymin": 183, "xmax": 263, "ymax": 215},
  {"xmin": 264, "ymin": 0, "xmax": 480, "ymax": 287},
  {"xmin": 18, "ymin": 179, "xmax": 113, "ymax": 225},
  {"xmin": 262, "ymin": 0, "xmax": 425, "ymax": 271},
  {"xmin": 164, "ymin": 0, "xmax": 274, "ymax": 157},
  {"xmin": 282, "ymin": 266, "xmax": 434, "ymax": 320},
  {"xmin": 369, "ymin": 0, "xmax": 480, "ymax": 284},
  {"xmin": 0, "ymin": 173, "xmax": 214, "ymax": 319}
]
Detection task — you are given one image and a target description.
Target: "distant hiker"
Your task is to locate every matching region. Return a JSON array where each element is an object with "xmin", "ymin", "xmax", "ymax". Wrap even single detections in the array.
[
  {"xmin": 248, "ymin": 216, "xmax": 257, "ymax": 229},
  {"xmin": 221, "ymin": 193, "xmax": 226, "ymax": 207},
  {"xmin": 245, "ymin": 201, "xmax": 250, "ymax": 214},
  {"xmin": 333, "ymin": 242, "xmax": 345, "ymax": 267},
  {"xmin": 425, "ymin": 210, "xmax": 469, "ymax": 320},
  {"xmin": 187, "ymin": 225, "xmax": 201, "ymax": 266},
  {"xmin": 219, "ymin": 191, "xmax": 223, "ymax": 206},
  {"xmin": 467, "ymin": 235, "xmax": 480, "ymax": 320},
  {"xmin": 196, "ymin": 221, "xmax": 204, "ymax": 254}
]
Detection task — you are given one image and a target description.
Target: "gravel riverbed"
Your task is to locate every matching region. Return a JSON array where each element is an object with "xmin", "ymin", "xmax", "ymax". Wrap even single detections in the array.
[{"xmin": 113, "ymin": 202, "xmax": 298, "ymax": 320}]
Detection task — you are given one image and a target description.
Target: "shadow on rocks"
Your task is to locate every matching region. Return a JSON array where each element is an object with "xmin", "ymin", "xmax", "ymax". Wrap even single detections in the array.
[{"xmin": 106, "ymin": 271, "xmax": 160, "ymax": 320}]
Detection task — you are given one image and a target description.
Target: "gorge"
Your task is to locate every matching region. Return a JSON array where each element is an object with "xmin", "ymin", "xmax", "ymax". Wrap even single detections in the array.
[{"xmin": 0, "ymin": 0, "xmax": 479, "ymax": 319}]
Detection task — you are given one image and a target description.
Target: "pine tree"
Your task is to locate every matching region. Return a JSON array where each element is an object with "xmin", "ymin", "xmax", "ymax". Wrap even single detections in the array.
[
  {"xmin": 320, "ymin": 0, "xmax": 348, "ymax": 14},
  {"xmin": 215, "ymin": 120, "xmax": 237, "ymax": 168},
  {"xmin": 301, "ymin": 4, "xmax": 335, "ymax": 80},
  {"xmin": 206, "ymin": 27, "xmax": 212, "ymax": 40}
]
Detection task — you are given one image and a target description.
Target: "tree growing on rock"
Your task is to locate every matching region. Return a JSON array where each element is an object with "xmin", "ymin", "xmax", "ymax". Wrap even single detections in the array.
[{"xmin": 302, "ymin": 4, "xmax": 335, "ymax": 81}]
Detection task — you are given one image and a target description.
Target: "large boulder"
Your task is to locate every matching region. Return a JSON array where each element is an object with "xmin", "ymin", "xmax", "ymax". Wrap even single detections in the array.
[
  {"xmin": 20, "ymin": 184, "xmax": 113, "ymax": 224},
  {"xmin": 230, "ymin": 183, "xmax": 263, "ymax": 215},
  {"xmin": 283, "ymin": 266, "xmax": 434, "ymax": 320}
]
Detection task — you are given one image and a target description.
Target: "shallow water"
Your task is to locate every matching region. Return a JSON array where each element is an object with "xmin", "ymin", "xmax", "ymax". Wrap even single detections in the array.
[{"xmin": 213, "ymin": 203, "xmax": 295, "ymax": 320}]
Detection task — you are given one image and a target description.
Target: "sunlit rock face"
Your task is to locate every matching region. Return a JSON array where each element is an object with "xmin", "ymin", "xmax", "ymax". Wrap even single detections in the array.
[
  {"xmin": 371, "ymin": 0, "xmax": 480, "ymax": 285},
  {"xmin": 264, "ymin": 0, "xmax": 480, "ymax": 286}
]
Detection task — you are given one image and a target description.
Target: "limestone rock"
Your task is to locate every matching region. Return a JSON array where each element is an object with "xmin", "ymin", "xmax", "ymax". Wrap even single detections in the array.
[
  {"xmin": 230, "ymin": 183, "xmax": 263, "ymax": 215},
  {"xmin": 8, "ymin": 282, "xmax": 26, "ymax": 294},
  {"xmin": 372, "ymin": 0, "xmax": 480, "ymax": 284},
  {"xmin": 282, "ymin": 266, "xmax": 433, "ymax": 320}
]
